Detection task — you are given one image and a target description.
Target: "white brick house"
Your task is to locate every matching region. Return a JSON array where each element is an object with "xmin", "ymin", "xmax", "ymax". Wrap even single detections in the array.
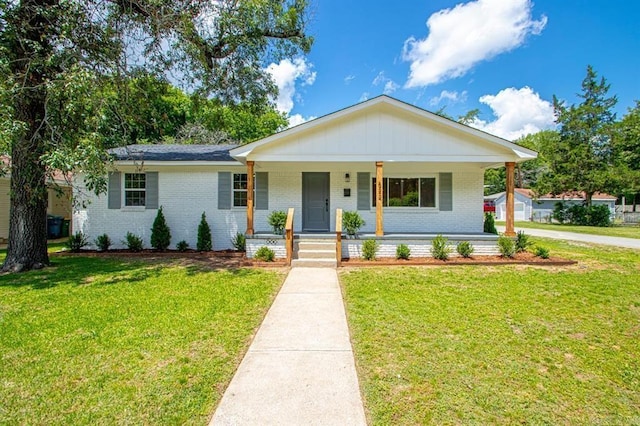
[{"xmin": 73, "ymin": 96, "xmax": 536, "ymax": 255}]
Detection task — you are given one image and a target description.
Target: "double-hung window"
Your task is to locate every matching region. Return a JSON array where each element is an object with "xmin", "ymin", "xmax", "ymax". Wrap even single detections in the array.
[
  {"xmin": 372, "ymin": 177, "xmax": 436, "ymax": 208},
  {"xmin": 124, "ymin": 173, "xmax": 146, "ymax": 207},
  {"xmin": 233, "ymin": 173, "xmax": 248, "ymax": 207}
]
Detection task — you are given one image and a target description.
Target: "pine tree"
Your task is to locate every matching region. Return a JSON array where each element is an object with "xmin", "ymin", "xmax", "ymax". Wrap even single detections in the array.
[
  {"xmin": 150, "ymin": 206, "xmax": 171, "ymax": 250},
  {"xmin": 541, "ymin": 65, "xmax": 618, "ymax": 205},
  {"xmin": 197, "ymin": 212, "xmax": 212, "ymax": 251}
]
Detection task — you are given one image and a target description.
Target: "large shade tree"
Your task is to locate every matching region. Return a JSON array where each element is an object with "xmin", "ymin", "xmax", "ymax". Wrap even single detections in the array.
[{"xmin": 0, "ymin": 0, "xmax": 312, "ymax": 272}]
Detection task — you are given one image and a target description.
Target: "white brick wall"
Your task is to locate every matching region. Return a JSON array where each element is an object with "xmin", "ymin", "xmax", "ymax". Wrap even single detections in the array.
[{"xmin": 74, "ymin": 165, "xmax": 485, "ymax": 250}]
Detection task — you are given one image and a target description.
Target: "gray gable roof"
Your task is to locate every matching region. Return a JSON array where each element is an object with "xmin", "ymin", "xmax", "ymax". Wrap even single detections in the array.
[{"xmin": 108, "ymin": 144, "xmax": 239, "ymax": 162}]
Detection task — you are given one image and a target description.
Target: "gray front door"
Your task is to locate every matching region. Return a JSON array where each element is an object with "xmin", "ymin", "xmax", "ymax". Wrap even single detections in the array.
[{"xmin": 302, "ymin": 172, "xmax": 330, "ymax": 231}]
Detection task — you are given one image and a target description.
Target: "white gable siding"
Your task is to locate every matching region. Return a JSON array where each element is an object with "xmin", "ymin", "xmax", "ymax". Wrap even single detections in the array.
[{"xmin": 246, "ymin": 108, "xmax": 516, "ymax": 163}]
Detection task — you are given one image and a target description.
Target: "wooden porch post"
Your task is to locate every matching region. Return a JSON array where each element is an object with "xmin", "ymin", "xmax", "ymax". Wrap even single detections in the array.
[
  {"xmin": 246, "ymin": 161, "xmax": 254, "ymax": 236},
  {"xmin": 505, "ymin": 161, "xmax": 516, "ymax": 237},
  {"xmin": 376, "ymin": 161, "xmax": 384, "ymax": 236}
]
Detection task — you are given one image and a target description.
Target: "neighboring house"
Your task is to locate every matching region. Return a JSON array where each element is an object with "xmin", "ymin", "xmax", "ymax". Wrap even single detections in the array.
[
  {"xmin": 73, "ymin": 96, "xmax": 536, "ymax": 256},
  {"xmin": 486, "ymin": 188, "xmax": 617, "ymax": 222},
  {"xmin": 0, "ymin": 156, "xmax": 73, "ymax": 242}
]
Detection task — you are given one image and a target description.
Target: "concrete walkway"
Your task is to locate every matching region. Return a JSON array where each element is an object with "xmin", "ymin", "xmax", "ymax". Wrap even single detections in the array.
[
  {"xmin": 497, "ymin": 226, "xmax": 640, "ymax": 249},
  {"xmin": 210, "ymin": 267, "xmax": 367, "ymax": 426}
]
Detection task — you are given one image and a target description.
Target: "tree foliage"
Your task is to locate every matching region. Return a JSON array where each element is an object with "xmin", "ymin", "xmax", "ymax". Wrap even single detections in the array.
[
  {"xmin": 539, "ymin": 65, "xmax": 619, "ymax": 205},
  {"xmin": 0, "ymin": 0, "xmax": 311, "ymax": 272}
]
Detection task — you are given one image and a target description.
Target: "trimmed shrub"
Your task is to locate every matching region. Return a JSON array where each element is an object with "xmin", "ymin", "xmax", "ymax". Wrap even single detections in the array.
[
  {"xmin": 343, "ymin": 211, "xmax": 366, "ymax": 237},
  {"xmin": 197, "ymin": 212, "xmax": 212, "ymax": 251},
  {"xmin": 484, "ymin": 212, "xmax": 497, "ymax": 234},
  {"xmin": 150, "ymin": 206, "xmax": 171, "ymax": 250},
  {"xmin": 254, "ymin": 246, "xmax": 275, "ymax": 262},
  {"xmin": 267, "ymin": 210, "xmax": 287, "ymax": 235},
  {"xmin": 431, "ymin": 234, "xmax": 451, "ymax": 260},
  {"xmin": 362, "ymin": 239, "xmax": 379, "ymax": 261},
  {"xmin": 66, "ymin": 231, "xmax": 89, "ymax": 252},
  {"xmin": 94, "ymin": 233, "xmax": 111, "ymax": 252},
  {"xmin": 231, "ymin": 232, "xmax": 246, "ymax": 252},
  {"xmin": 456, "ymin": 241, "xmax": 474, "ymax": 258},
  {"xmin": 552, "ymin": 201, "xmax": 568, "ymax": 224},
  {"xmin": 124, "ymin": 232, "xmax": 144, "ymax": 252},
  {"xmin": 176, "ymin": 240, "xmax": 189, "ymax": 252},
  {"xmin": 586, "ymin": 204, "xmax": 611, "ymax": 227},
  {"xmin": 515, "ymin": 231, "xmax": 533, "ymax": 253},
  {"xmin": 497, "ymin": 234, "xmax": 515, "ymax": 258},
  {"xmin": 534, "ymin": 246, "xmax": 550, "ymax": 259},
  {"xmin": 396, "ymin": 244, "xmax": 411, "ymax": 260}
]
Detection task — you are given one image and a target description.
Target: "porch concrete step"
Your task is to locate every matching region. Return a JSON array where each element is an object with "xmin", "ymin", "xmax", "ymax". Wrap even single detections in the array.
[
  {"xmin": 291, "ymin": 258, "xmax": 338, "ymax": 268},
  {"xmin": 297, "ymin": 249, "xmax": 336, "ymax": 259},
  {"xmin": 296, "ymin": 241, "xmax": 337, "ymax": 251}
]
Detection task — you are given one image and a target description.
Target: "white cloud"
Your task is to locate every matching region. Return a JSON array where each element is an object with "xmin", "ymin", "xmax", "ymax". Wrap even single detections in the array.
[
  {"xmin": 372, "ymin": 71, "xmax": 399, "ymax": 95},
  {"xmin": 403, "ymin": 0, "xmax": 547, "ymax": 87},
  {"xmin": 384, "ymin": 81, "xmax": 399, "ymax": 95},
  {"xmin": 344, "ymin": 74, "xmax": 356, "ymax": 84},
  {"xmin": 288, "ymin": 114, "xmax": 316, "ymax": 127},
  {"xmin": 359, "ymin": 92, "xmax": 370, "ymax": 102},
  {"xmin": 469, "ymin": 86, "xmax": 555, "ymax": 140},
  {"xmin": 429, "ymin": 90, "xmax": 468, "ymax": 106},
  {"xmin": 265, "ymin": 57, "xmax": 316, "ymax": 114}
]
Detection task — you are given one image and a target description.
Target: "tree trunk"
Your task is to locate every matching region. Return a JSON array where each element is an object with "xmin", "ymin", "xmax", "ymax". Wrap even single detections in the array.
[
  {"xmin": 2, "ymin": 150, "xmax": 50, "ymax": 272},
  {"xmin": 585, "ymin": 191, "xmax": 593, "ymax": 207}
]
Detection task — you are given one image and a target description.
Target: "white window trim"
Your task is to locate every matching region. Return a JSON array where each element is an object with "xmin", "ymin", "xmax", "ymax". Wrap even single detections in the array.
[
  {"xmin": 123, "ymin": 172, "xmax": 146, "ymax": 208},
  {"xmin": 373, "ymin": 175, "xmax": 439, "ymax": 210}
]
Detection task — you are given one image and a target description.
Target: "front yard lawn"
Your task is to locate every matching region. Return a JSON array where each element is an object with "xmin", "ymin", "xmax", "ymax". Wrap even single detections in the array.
[
  {"xmin": 341, "ymin": 239, "xmax": 640, "ymax": 424},
  {"xmin": 500, "ymin": 220, "xmax": 640, "ymax": 239},
  {"xmin": 0, "ymin": 253, "xmax": 284, "ymax": 424}
]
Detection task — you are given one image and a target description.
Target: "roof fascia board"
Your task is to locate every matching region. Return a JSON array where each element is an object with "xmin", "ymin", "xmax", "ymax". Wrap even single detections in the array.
[{"xmin": 114, "ymin": 160, "xmax": 243, "ymax": 167}]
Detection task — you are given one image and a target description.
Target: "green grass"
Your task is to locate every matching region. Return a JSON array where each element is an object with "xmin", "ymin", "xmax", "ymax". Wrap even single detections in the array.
[
  {"xmin": 0, "ymin": 250, "xmax": 284, "ymax": 424},
  {"xmin": 498, "ymin": 220, "xmax": 640, "ymax": 239},
  {"xmin": 341, "ymin": 238, "xmax": 640, "ymax": 424}
]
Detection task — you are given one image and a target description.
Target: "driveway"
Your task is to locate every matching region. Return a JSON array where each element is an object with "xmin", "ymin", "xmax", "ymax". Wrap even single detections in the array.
[{"xmin": 497, "ymin": 226, "xmax": 640, "ymax": 250}]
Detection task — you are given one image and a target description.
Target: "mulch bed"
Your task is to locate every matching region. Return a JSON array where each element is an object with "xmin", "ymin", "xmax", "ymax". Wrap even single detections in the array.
[
  {"xmin": 340, "ymin": 252, "xmax": 576, "ymax": 267},
  {"xmin": 54, "ymin": 250, "xmax": 575, "ymax": 268}
]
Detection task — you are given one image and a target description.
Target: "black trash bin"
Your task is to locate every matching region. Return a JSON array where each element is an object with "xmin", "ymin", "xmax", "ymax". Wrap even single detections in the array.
[
  {"xmin": 47, "ymin": 215, "xmax": 62, "ymax": 239},
  {"xmin": 61, "ymin": 218, "xmax": 70, "ymax": 238}
]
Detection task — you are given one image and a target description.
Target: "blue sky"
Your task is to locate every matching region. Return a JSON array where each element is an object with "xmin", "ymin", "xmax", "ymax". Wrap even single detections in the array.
[{"xmin": 266, "ymin": 0, "xmax": 640, "ymax": 140}]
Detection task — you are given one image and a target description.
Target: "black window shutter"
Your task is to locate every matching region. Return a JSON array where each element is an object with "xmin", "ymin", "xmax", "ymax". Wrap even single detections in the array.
[{"xmin": 108, "ymin": 172, "xmax": 121, "ymax": 209}]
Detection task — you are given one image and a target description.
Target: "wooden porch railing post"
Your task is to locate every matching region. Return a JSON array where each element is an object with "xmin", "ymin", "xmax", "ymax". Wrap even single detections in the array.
[
  {"xmin": 285, "ymin": 207, "xmax": 294, "ymax": 266},
  {"xmin": 336, "ymin": 208, "xmax": 343, "ymax": 267}
]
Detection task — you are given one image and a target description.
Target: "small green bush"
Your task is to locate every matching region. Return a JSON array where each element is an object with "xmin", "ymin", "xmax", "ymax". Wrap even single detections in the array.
[
  {"xmin": 343, "ymin": 211, "xmax": 365, "ymax": 237},
  {"xmin": 534, "ymin": 246, "xmax": 550, "ymax": 259},
  {"xmin": 124, "ymin": 232, "xmax": 144, "ymax": 252},
  {"xmin": 66, "ymin": 231, "xmax": 89, "ymax": 252},
  {"xmin": 94, "ymin": 233, "xmax": 111, "ymax": 252},
  {"xmin": 231, "ymin": 232, "xmax": 246, "ymax": 252},
  {"xmin": 362, "ymin": 239, "xmax": 379, "ymax": 261},
  {"xmin": 396, "ymin": 244, "xmax": 411, "ymax": 260},
  {"xmin": 197, "ymin": 212, "xmax": 212, "ymax": 251},
  {"xmin": 267, "ymin": 210, "xmax": 287, "ymax": 235},
  {"xmin": 254, "ymin": 246, "xmax": 275, "ymax": 262},
  {"xmin": 456, "ymin": 241, "xmax": 474, "ymax": 258},
  {"xmin": 431, "ymin": 234, "xmax": 451, "ymax": 260},
  {"xmin": 515, "ymin": 231, "xmax": 533, "ymax": 253},
  {"xmin": 176, "ymin": 240, "xmax": 189, "ymax": 252},
  {"xmin": 497, "ymin": 234, "xmax": 515, "ymax": 258},
  {"xmin": 150, "ymin": 206, "xmax": 171, "ymax": 250},
  {"xmin": 484, "ymin": 212, "xmax": 497, "ymax": 234}
]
